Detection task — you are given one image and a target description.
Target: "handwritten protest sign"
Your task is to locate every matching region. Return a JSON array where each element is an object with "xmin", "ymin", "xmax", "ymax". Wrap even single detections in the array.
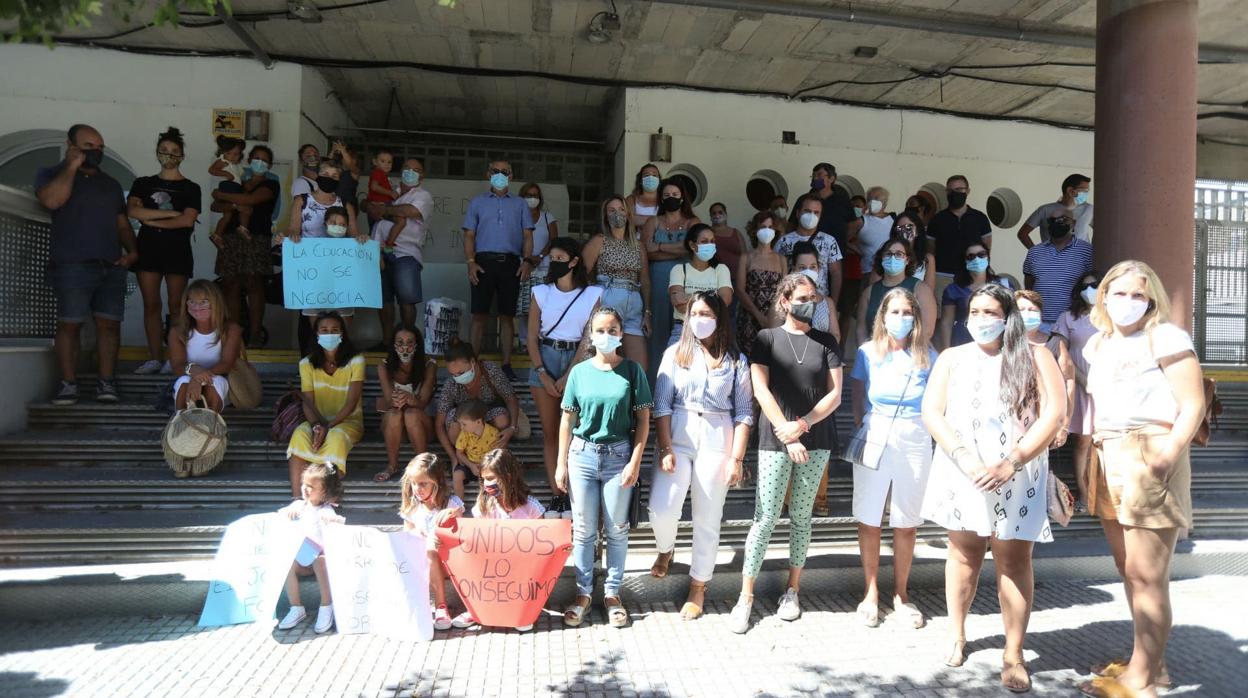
[
  {"xmin": 282, "ymin": 238, "xmax": 382, "ymax": 309},
  {"xmin": 198, "ymin": 513, "xmax": 305, "ymax": 627},
  {"xmin": 322, "ymin": 525, "xmax": 432, "ymax": 641},
  {"xmin": 436, "ymin": 519, "xmax": 572, "ymax": 628}
]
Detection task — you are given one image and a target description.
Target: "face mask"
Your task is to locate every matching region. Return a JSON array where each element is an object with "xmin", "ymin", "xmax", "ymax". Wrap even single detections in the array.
[
  {"xmin": 452, "ymin": 368, "xmax": 476, "ymax": 385},
  {"xmin": 1020, "ymin": 310, "xmax": 1043, "ymax": 331},
  {"xmin": 401, "ymin": 169, "xmax": 420, "ymax": 186},
  {"xmin": 1080, "ymin": 286, "xmax": 1098, "ymax": 305},
  {"xmin": 869, "ymin": 199, "xmax": 885, "ymax": 214},
  {"xmin": 591, "ymin": 332, "xmax": 622, "ymax": 354},
  {"xmin": 326, "ymin": 223, "xmax": 348, "ymax": 238},
  {"xmin": 799, "ymin": 212, "xmax": 819, "ymax": 230},
  {"xmin": 1074, "ymin": 191, "xmax": 1089, "ymax": 206},
  {"xmin": 811, "ymin": 177, "xmax": 826, "ymax": 191},
  {"xmin": 157, "ymin": 153, "xmax": 180, "ymax": 168},
  {"xmin": 302, "ymin": 154, "xmax": 319, "ymax": 168},
  {"xmin": 81, "ymin": 148, "xmax": 104, "ymax": 169},
  {"xmin": 1106, "ymin": 296, "xmax": 1149, "ymax": 326},
  {"xmin": 885, "ymin": 314, "xmax": 914, "ymax": 340},
  {"xmin": 250, "ymin": 159, "xmax": 269, "ymax": 175},
  {"xmin": 965, "ymin": 257, "xmax": 989, "ymax": 274},
  {"xmin": 711, "ymin": 214, "xmax": 726, "ymax": 225},
  {"xmin": 396, "ymin": 349, "xmax": 415, "ymax": 363},
  {"xmin": 483, "ymin": 481, "xmax": 500, "ymax": 497},
  {"xmin": 755, "ymin": 227, "xmax": 776, "ymax": 246},
  {"xmin": 547, "ymin": 260, "xmax": 571, "ymax": 279},
  {"xmin": 1048, "ymin": 218, "xmax": 1072, "ymax": 239},
  {"xmin": 316, "ymin": 176, "xmax": 339, "ymax": 194},
  {"xmin": 661, "ymin": 196, "xmax": 682, "ymax": 213},
  {"xmin": 317, "ymin": 333, "xmax": 343, "ymax": 351},
  {"xmin": 882, "ymin": 257, "xmax": 906, "ymax": 276},
  {"xmin": 489, "ymin": 172, "xmax": 510, "ymax": 190},
  {"xmin": 773, "ymin": 207, "xmax": 788, "ymax": 219},
  {"xmin": 641, "ymin": 175, "xmax": 660, "ymax": 193},
  {"xmin": 799, "ymin": 268, "xmax": 820, "ymax": 284},
  {"xmin": 947, "ymin": 191, "xmax": 968, "ymax": 209},
  {"xmin": 188, "ymin": 305, "xmax": 211, "ymax": 321},
  {"xmin": 852, "ymin": 206, "xmax": 864, "ymax": 218},
  {"xmin": 694, "ymin": 243, "xmax": 717, "ymax": 262},
  {"xmin": 607, "ymin": 211, "xmax": 628, "ymax": 229},
  {"xmin": 524, "ymin": 197, "xmax": 540, "ymax": 209},
  {"xmin": 789, "ymin": 300, "xmax": 817, "ymax": 323},
  {"xmin": 688, "ymin": 315, "xmax": 717, "ymax": 340},
  {"xmin": 967, "ymin": 317, "xmax": 1006, "ymax": 344}
]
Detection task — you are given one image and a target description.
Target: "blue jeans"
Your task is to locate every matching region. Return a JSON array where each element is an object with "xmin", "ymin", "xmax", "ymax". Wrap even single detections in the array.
[
  {"xmin": 567, "ymin": 437, "xmax": 634, "ymax": 596},
  {"xmin": 527, "ymin": 343, "xmax": 577, "ymax": 387},
  {"xmin": 49, "ymin": 261, "xmax": 128, "ymax": 323},
  {"xmin": 380, "ymin": 254, "xmax": 423, "ymax": 305},
  {"xmin": 596, "ymin": 278, "xmax": 644, "ymax": 336}
]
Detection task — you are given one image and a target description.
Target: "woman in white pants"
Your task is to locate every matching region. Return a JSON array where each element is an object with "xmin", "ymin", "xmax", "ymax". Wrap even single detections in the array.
[
  {"xmin": 648, "ymin": 290, "xmax": 753, "ymax": 620},
  {"xmin": 849, "ymin": 287, "xmax": 937, "ymax": 629}
]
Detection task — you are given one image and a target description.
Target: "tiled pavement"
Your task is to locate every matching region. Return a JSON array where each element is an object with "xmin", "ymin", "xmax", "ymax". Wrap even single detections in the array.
[{"xmin": 1, "ymin": 575, "xmax": 1244, "ymax": 697}]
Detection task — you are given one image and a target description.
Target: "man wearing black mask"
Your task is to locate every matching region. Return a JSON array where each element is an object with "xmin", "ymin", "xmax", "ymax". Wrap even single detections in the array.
[
  {"xmin": 35, "ymin": 123, "xmax": 139, "ymax": 406},
  {"xmin": 927, "ymin": 174, "xmax": 992, "ymax": 306},
  {"xmin": 805, "ymin": 162, "xmax": 861, "ymax": 255},
  {"xmin": 1023, "ymin": 212, "xmax": 1093, "ymax": 332}
]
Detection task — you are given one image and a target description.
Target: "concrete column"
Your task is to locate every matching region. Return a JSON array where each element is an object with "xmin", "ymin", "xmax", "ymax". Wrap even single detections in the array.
[{"xmin": 1094, "ymin": 0, "xmax": 1198, "ymax": 328}]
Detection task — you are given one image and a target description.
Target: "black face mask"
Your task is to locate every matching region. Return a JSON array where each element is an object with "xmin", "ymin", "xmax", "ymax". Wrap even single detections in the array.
[
  {"xmin": 1049, "ymin": 218, "xmax": 1072, "ymax": 238},
  {"xmin": 547, "ymin": 260, "xmax": 571, "ymax": 280},
  {"xmin": 661, "ymin": 197, "xmax": 682, "ymax": 213},
  {"xmin": 81, "ymin": 148, "xmax": 104, "ymax": 169},
  {"xmin": 316, "ymin": 176, "xmax": 339, "ymax": 194},
  {"xmin": 947, "ymin": 191, "xmax": 967, "ymax": 209}
]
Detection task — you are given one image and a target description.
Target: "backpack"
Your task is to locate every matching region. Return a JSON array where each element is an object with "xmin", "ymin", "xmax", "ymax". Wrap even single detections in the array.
[{"xmin": 271, "ymin": 388, "xmax": 305, "ymax": 443}]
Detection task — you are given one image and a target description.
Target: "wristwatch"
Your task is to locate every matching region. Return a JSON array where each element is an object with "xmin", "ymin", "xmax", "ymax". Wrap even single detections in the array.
[
  {"xmin": 535, "ymin": 366, "xmax": 547, "ymax": 375},
  {"xmin": 1007, "ymin": 455, "xmax": 1024, "ymax": 472},
  {"xmin": 184, "ymin": 362, "xmax": 196, "ymax": 376}
]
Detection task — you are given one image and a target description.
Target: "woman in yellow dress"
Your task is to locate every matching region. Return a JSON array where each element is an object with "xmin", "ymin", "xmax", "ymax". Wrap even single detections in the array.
[{"xmin": 287, "ymin": 311, "xmax": 366, "ymax": 497}]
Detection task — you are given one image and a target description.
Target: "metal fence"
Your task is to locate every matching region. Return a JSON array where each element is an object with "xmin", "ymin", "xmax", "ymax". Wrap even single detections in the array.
[
  {"xmin": 0, "ymin": 185, "xmax": 55, "ymax": 339},
  {"xmin": 1194, "ymin": 179, "xmax": 1248, "ymax": 365}
]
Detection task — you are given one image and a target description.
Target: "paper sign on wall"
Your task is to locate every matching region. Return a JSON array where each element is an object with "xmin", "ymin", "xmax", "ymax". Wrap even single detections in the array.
[
  {"xmin": 281, "ymin": 239, "xmax": 382, "ymax": 309},
  {"xmin": 212, "ymin": 109, "xmax": 245, "ymax": 138},
  {"xmin": 436, "ymin": 519, "xmax": 572, "ymax": 628},
  {"xmin": 322, "ymin": 525, "xmax": 433, "ymax": 641},
  {"xmin": 198, "ymin": 513, "xmax": 305, "ymax": 627}
]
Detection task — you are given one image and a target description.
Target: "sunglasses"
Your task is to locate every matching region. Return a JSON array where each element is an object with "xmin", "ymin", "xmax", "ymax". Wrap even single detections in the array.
[
  {"xmin": 965, "ymin": 251, "xmax": 989, "ymax": 260},
  {"xmin": 896, "ymin": 223, "xmax": 915, "ymax": 231}
]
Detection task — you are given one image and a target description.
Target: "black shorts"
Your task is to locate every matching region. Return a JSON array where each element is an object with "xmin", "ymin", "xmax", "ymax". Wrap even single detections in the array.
[
  {"xmin": 133, "ymin": 230, "xmax": 193, "ymax": 277},
  {"xmin": 470, "ymin": 252, "xmax": 521, "ymax": 317}
]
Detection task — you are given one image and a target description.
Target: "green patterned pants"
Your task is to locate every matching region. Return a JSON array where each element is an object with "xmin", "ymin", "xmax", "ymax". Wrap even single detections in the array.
[{"xmin": 742, "ymin": 448, "xmax": 831, "ymax": 578}]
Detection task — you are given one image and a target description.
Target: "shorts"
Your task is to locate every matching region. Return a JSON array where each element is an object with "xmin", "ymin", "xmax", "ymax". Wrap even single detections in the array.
[
  {"xmin": 49, "ymin": 261, "xmax": 128, "ymax": 323},
  {"xmin": 453, "ymin": 463, "xmax": 479, "ymax": 483},
  {"xmin": 132, "ymin": 230, "xmax": 193, "ymax": 277},
  {"xmin": 528, "ymin": 343, "xmax": 578, "ymax": 388},
  {"xmin": 596, "ymin": 279, "xmax": 644, "ymax": 336},
  {"xmin": 1093, "ymin": 425, "xmax": 1192, "ymax": 530},
  {"xmin": 851, "ymin": 416, "xmax": 932, "ymax": 528},
  {"xmin": 381, "ymin": 254, "xmax": 423, "ymax": 305},
  {"xmin": 471, "ymin": 252, "xmax": 521, "ymax": 316}
]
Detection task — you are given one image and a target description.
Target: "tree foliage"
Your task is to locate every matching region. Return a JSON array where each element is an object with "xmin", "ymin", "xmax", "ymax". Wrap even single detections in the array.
[{"xmin": 2, "ymin": 0, "xmax": 229, "ymax": 44}]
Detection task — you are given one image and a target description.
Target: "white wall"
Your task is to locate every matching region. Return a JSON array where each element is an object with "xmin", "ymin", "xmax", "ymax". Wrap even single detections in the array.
[
  {"xmin": 298, "ymin": 68, "xmax": 355, "ymax": 152},
  {"xmin": 616, "ymin": 87, "xmax": 1096, "ymax": 279}
]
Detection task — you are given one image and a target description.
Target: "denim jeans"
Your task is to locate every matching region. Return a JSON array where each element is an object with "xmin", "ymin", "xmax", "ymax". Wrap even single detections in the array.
[{"xmin": 567, "ymin": 437, "xmax": 634, "ymax": 596}]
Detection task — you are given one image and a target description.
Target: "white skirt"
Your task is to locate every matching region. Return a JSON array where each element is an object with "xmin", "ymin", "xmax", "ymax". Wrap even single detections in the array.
[
  {"xmin": 852, "ymin": 414, "xmax": 933, "ymax": 528},
  {"xmin": 173, "ymin": 374, "xmax": 230, "ymax": 407}
]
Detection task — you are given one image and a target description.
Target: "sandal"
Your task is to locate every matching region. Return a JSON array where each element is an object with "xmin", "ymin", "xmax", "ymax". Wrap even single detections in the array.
[
  {"xmin": 1079, "ymin": 676, "xmax": 1137, "ymax": 698},
  {"xmin": 1094, "ymin": 660, "xmax": 1171, "ymax": 689},
  {"xmin": 562, "ymin": 595, "xmax": 591, "ymax": 627},
  {"xmin": 813, "ymin": 501, "xmax": 831, "ymax": 517},
  {"xmin": 679, "ymin": 581, "xmax": 706, "ymax": 621},
  {"xmin": 604, "ymin": 596, "xmax": 629, "ymax": 628},
  {"xmin": 650, "ymin": 551, "xmax": 673, "ymax": 578},
  {"xmin": 1002, "ymin": 659, "xmax": 1031, "ymax": 693},
  {"xmin": 374, "ymin": 466, "xmax": 399, "ymax": 483},
  {"xmin": 893, "ymin": 595, "xmax": 925, "ymax": 629},
  {"xmin": 856, "ymin": 600, "xmax": 880, "ymax": 628},
  {"xmin": 945, "ymin": 639, "xmax": 967, "ymax": 668}
]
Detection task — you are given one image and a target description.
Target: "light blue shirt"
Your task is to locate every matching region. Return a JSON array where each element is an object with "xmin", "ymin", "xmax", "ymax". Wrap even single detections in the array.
[
  {"xmin": 653, "ymin": 344, "xmax": 754, "ymax": 426},
  {"xmin": 850, "ymin": 345, "xmax": 937, "ymax": 419},
  {"xmin": 462, "ymin": 190, "xmax": 534, "ymax": 256}
]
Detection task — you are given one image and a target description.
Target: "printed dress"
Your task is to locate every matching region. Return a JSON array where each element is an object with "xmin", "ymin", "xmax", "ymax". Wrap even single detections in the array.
[
  {"xmin": 920, "ymin": 349, "xmax": 1053, "ymax": 542},
  {"xmin": 736, "ymin": 268, "xmax": 781, "ymax": 355}
]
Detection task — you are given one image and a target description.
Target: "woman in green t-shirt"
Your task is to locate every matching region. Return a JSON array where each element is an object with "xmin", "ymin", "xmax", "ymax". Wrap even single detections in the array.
[{"xmin": 556, "ymin": 307, "xmax": 653, "ymax": 629}]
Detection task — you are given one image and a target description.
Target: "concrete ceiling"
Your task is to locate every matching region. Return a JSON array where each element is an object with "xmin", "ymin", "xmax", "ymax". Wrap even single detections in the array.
[{"xmin": 36, "ymin": 0, "xmax": 1248, "ymax": 143}]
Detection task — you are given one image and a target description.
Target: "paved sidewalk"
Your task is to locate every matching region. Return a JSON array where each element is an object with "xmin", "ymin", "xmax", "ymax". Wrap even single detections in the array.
[{"xmin": 1, "ymin": 576, "xmax": 1244, "ymax": 697}]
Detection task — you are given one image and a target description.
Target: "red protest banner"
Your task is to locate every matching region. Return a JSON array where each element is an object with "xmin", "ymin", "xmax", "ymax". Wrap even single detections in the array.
[{"xmin": 436, "ymin": 519, "xmax": 572, "ymax": 628}]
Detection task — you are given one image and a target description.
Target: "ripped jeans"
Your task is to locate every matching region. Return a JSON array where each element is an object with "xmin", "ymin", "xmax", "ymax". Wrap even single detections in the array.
[{"xmin": 567, "ymin": 437, "xmax": 635, "ymax": 597}]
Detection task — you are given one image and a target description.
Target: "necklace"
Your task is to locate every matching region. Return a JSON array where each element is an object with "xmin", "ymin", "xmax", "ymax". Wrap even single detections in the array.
[{"xmin": 783, "ymin": 329, "xmax": 811, "ymax": 365}]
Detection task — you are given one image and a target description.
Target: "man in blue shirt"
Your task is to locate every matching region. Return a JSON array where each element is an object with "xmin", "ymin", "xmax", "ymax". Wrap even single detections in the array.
[
  {"xmin": 462, "ymin": 159, "xmax": 534, "ymax": 380},
  {"xmin": 35, "ymin": 124, "xmax": 138, "ymax": 406},
  {"xmin": 1023, "ymin": 211, "xmax": 1094, "ymax": 333}
]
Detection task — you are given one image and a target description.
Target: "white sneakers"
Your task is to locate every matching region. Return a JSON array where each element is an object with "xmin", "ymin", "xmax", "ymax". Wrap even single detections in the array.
[
  {"xmin": 314, "ymin": 605, "xmax": 334, "ymax": 633},
  {"xmin": 433, "ymin": 605, "xmax": 453, "ymax": 631},
  {"xmin": 277, "ymin": 604, "xmax": 334, "ymax": 633},
  {"xmin": 728, "ymin": 594, "xmax": 753, "ymax": 634},
  {"xmin": 277, "ymin": 606, "xmax": 307, "ymax": 630},
  {"xmin": 451, "ymin": 611, "xmax": 477, "ymax": 629},
  {"xmin": 777, "ymin": 587, "xmax": 802, "ymax": 621},
  {"xmin": 134, "ymin": 359, "xmax": 163, "ymax": 375}
]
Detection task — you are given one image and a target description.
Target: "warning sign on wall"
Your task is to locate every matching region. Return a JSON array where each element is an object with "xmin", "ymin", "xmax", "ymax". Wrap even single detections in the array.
[{"xmin": 212, "ymin": 109, "xmax": 245, "ymax": 138}]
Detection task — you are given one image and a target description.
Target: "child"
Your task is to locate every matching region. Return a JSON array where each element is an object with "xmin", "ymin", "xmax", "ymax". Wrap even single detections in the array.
[
  {"xmin": 452, "ymin": 399, "xmax": 498, "ymax": 504},
  {"xmin": 277, "ymin": 463, "xmax": 345, "ymax": 634},
  {"xmin": 472, "ymin": 449, "xmax": 546, "ymax": 520},
  {"xmin": 399, "ymin": 453, "xmax": 464, "ymax": 631},
  {"xmin": 323, "ymin": 205, "xmax": 350, "ymax": 239},
  {"xmin": 366, "ymin": 148, "xmax": 398, "ymax": 203},
  {"xmin": 209, "ymin": 136, "xmax": 252, "ymax": 245}
]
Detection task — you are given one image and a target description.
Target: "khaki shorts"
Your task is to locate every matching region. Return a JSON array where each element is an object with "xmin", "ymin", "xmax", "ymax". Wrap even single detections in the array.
[{"xmin": 1093, "ymin": 425, "xmax": 1192, "ymax": 530}]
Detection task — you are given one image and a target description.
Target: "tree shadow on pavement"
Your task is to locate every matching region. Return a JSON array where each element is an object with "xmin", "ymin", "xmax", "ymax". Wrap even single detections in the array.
[
  {"xmin": 548, "ymin": 650, "xmax": 671, "ymax": 697},
  {"xmin": 0, "ymin": 671, "xmax": 70, "ymax": 698}
]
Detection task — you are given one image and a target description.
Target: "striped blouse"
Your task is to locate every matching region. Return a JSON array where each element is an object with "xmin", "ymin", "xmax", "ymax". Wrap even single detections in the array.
[{"xmin": 653, "ymin": 343, "xmax": 754, "ymax": 425}]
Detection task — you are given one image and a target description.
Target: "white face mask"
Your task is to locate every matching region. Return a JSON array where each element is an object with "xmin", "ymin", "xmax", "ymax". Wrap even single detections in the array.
[
  {"xmin": 799, "ymin": 268, "xmax": 820, "ymax": 284},
  {"xmin": 868, "ymin": 199, "xmax": 884, "ymax": 214},
  {"xmin": 524, "ymin": 196, "xmax": 540, "ymax": 209},
  {"xmin": 688, "ymin": 315, "xmax": 716, "ymax": 340},
  {"xmin": 1080, "ymin": 286, "xmax": 1098, "ymax": 306},
  {"xmin": 1105, "ymin": 296, "xmax": 1149, "ymax": 327},
  {"xmin": 799, "ymin": 212, "xmax": 819, "ymax": 230},
  {"xmin": 755, "ymin": 227, "xmax": 776, "ymax": 246}
]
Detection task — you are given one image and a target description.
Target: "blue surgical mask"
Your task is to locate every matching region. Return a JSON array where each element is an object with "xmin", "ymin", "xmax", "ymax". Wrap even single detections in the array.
[
  {"xmin": 326, "ymin": 223, "xmax": 347, "ymax": 238},
  {"xmin": 249, "ymin": 159, "xmax": 269, "ymax": 175},
  {"xmin": 885, "ymin": 314, "xmax": 914, "ymax": 340},
  {"xmin": 401, "ymin": 169, "xmax": 420, "ymax": 186},
  {"xmin": 1020, "ymin": 310, "xmax": 1043, "ymax": 331},
  {"xmin": 452, "ymin": 368, "xmax": 476, "ymax": 385},
  {"xmin": 489, "ymin": 172, "xmax": 509, "ymax": 190},
  {"xmin": 853, "ymin": 206, "xmax": 864, "ymax": 218},
  {"xmin": 882, "ymin": 257, "xmax": 906, "ymax": 276},
  {"xmin": 591, "ymin": 333, "xmax": 622, "ymax": 354},
  {"xmin": 967, "ymin": 317, "xmax": 1006, "ymax": 344},
  {"xmin": 965, "ymin": 257, "xmax": 989, "ymax": 274},
  {"xmin": 695, "ymin": 243, "xmax": 717, "ymax": 262},
  {"xmin": 1074, "ymin": 191, "xmax": 1089, "ymax": 206},
  {"xmin": 641, "ymin": 175, "xmax": 660, "ymax": 193},
  {"xmin": 317, "ymin": 333, "xmax": 342, "ymax": 351}
]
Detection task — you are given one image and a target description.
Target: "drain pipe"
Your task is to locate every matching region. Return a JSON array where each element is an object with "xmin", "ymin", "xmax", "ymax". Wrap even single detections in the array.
[
  {"xmin": 664, "ymin": 0, "xmax": 1248, "ymax": 64},
  {"xmin": 216, "ymin": 2, "xmax": 275, "ymax": 69}
]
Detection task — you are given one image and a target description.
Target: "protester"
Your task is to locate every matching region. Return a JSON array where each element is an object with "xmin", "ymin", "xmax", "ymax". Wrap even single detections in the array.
[
  {"xmin": 849, "ymin": 288, "xmax": 937, "ymax": 629},
  {"xmin": 462, "ymin": 159, "xmax": 535, "ymax": 381},
  {"xmin": 939, "ymin": 242, "xmax": 1011, "ymax": 349},
  {"xmin": 527, "ymin": 238, "xmax": 601, "ymax": 510},
  {"xmin": 208, "ymin": 136, "xmax": 251, "ymax": 242},
  {"xmin": 451, "ymin": 399, "xmax": 497, "ymax": 502},
  {"xmin": 516, "ymin": 182, "xmax": 559, "ymax": 351},
  {"xmin": 904, "ymin": 194, "xmax": 933, "ymax": 224},
  {"xmin": 36, "ymin": 124, "xmax": 138, "ymax": 405},
  {"xmin": 582, "ymin": 196, "xmax": 651, "ymax": 371},
  {"xmin": 169, "ymin": 279, "xmax": 242, "ymax": 412},
  {"xmin": 290, "ymin": 143, "xmax": 321, "ymax": 199},
  {"xmin": 729, "ymin": 272, "xmax": 843, "ymax": 634},
  {"xmin": 707, "ymin": 202, "xmax": 748, "ymax": 274},
  {"xmin": 1023, "ymin": 210, "xmax": 1095, "ymax": 333},
  {"xmin": 327, "ymin": 139, "xmax": 361, "ymax": 221},
  {"xmin": 211, "ymin": 144, "xmax": 278, "ymax": 347},
  {"xmin": 648, "ymin": 291, "xmax": 751, "ymax": 619},
  {"xmin": 667, "ymin": 224, "xmax": 734, "ymax": 346},
  {"xmin": 371, "ymin": 158, "xmax": 433, "ymax": 343},
  {"xmin": 888, "ymin": 210, "xmax": 936, "ymax": 292},
  {"xmin": 808, "ymin": 162, "xmax": 861, "ymax": 256},
  {"xmin": 1018, "ymin": 174, "xmax": 1093, "ymax": 248},
  {"xmin": 373, "ymin": 323, "xmax": 437, "ymax": 483},
  {"xmin": 788, "ymin": 241, "xmax": 841, "ymax": 343},
  {"xmin": 928, "ymin": 175, "xmax": 992, "ymax": 306},
  {"xmin": 776, "ymin": 194, "xmax": 844, "ymax": 305},
  {"xmin": 1015, "ymin": 290, "xmax": 1075, "ymax": 434},
  {"xmin": 277, "ymin": 463, "xmax": 345, "ymax": 634},
  {"xmin": 624, "ymin": 163, "xmax": 662, "ymax": 229},
  {"xmin": 398, "ymin": 453, "xmax": 464, "ymax": 632},
  {"xmin": 856, "ymin": 186, "xmax": 894, "ymax": 284},
  {"xmin": 643, "ymin": 179, "xmax": 701, "ymax": 374},
  {"xmin": 556, "ymin": 307, "xmax": 652, "ymax": 628},
  {"xmin": 1052, "ymin": 272, "xmax": 1102, "ymax": 507},
  {"xmin": 285, "ymin": 312, "xmax": 365, "ymax": 498},
  {"xmin": 1079, "ymin": 261, "xmax": 1203, "ymax": 698},
  {"xmin": 126, "ymin": 126, "xmax": 202, "ymax": 374},
  {"xmin": 472, "ymin": 449, "xmax": 546, "ymax": 520},
  {"xmin": 769, "ymin": 195, "xmax": 792, "ymax": 233},
  {"xmin": 920, "ymin": 284, "xmax": 1065, "ymax": 692},
  {"xmin": 856, "ymin": 239, "xmax": 937, "ymax": 347},
  {"xmin": 735, "ymin": 210, "xmax": 787, "ymax": 355},
  {"xmin": 434, "ymin": 341, "xmax": 519, "ymax": 472}
]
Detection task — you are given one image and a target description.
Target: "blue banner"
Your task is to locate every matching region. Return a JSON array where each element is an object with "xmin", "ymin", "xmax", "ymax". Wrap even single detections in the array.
[{"xmin": 282, "ymin": 238, "xmax": 382, "ymax": 309}]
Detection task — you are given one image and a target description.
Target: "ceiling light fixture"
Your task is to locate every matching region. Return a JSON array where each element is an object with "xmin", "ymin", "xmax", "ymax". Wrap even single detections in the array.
[
  {"xmin": 588, "ymin": 11, "xmax": 620, "ymax": 44},
  {"xmin": 287, "ymin": 1, "xmax": 323, "ymax": 23}
]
